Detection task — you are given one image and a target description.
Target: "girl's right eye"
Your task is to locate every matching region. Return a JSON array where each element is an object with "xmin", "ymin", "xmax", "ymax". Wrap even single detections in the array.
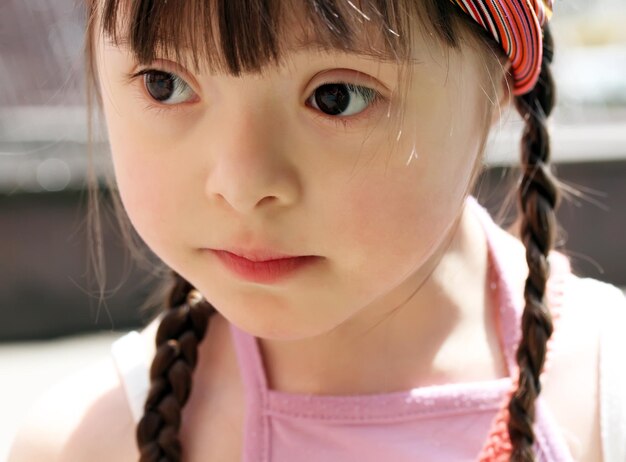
[{"xmin": 135, "ymin": 69, "xmax": 196, "ymax": 105}]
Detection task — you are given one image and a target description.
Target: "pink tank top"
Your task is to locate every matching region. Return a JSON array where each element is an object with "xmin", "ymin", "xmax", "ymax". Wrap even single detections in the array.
[{"xmin": 226, "ymin": 196, "xmax": 574, "ymax": 462}]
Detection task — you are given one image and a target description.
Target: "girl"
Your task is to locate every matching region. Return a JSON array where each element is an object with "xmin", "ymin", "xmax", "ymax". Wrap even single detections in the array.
[{"xmin": 8, "ymin": 0, "xmax": 626, "ymax": 461}]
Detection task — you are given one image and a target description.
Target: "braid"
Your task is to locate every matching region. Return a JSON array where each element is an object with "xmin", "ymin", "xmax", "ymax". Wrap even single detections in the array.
[
  {"xmin": 136, "ymin": 273, "xmax": 216, "ymax": 462},
  {"xmin": 507, "ymin": 25, "xmax": 560, "ymax": 462}
]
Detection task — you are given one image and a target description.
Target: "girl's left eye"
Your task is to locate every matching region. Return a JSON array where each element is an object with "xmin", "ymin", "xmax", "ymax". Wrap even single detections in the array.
[
  {"xmin": 135, "ymin": 69, "xmax": 196, "ymax": 105},
  {"xmin": 307, "ymin": 83, "xmax": 382, "ymax": 118}
]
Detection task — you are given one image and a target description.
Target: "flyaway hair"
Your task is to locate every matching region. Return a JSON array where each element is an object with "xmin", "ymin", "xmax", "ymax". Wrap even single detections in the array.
[{"xmin": 84, "ymin": 1, "xmax": 561, "ymax": 460}]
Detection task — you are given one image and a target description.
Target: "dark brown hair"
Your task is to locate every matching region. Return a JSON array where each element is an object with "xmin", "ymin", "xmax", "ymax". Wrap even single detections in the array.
[{"xmin": 84, "ymin": 1, "xmax": 559, "ymax": 460}]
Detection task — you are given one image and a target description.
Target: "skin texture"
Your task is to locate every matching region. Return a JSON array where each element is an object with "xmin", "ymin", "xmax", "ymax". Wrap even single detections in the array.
[
  {"xmin": 96, "ymin": 24, "xmax": 508, "ymax": 394},
  {"xmin": 7, "ymin": 15, "xmax": 602, "ymax": 462}
]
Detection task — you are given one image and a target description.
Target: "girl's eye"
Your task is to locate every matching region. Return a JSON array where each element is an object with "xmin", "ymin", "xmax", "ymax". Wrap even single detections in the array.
[
  {"xmin": 141, "ymin": 70, "xmax": 195, "ymax": 105},
  {"xmin": 307, "ymin": 83, "xmax": 380, "ymax": 118}
]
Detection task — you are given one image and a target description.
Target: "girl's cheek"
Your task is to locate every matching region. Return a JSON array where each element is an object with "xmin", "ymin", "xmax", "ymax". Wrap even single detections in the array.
[{"xmin": 104, "ymin": 107, "xmax": 176, "ymax": 246}]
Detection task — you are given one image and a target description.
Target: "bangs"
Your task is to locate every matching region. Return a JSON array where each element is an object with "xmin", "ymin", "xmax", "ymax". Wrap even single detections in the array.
[{"xmin": 95, "ymin": 0, "xmax": 466, "ymax": 75}]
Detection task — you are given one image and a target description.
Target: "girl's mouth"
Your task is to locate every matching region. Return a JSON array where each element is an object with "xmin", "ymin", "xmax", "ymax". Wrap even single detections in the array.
[{"xmin": 208, "ymin": 249, "xmax": 321, "ymax": 284}]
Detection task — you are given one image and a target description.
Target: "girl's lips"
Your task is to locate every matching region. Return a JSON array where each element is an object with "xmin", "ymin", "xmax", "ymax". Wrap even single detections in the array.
[{"xmin": 209, "ymin": 249, "xmax": 321, "ymax": 284}]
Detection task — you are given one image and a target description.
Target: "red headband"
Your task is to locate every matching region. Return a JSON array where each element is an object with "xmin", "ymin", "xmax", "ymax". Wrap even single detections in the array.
[{"xmin": 449, "ymin": 0, "xmax": 554, "ymax": 95}]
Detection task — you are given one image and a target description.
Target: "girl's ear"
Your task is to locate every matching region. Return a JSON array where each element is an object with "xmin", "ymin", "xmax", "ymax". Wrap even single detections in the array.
[{"xmin": 490, "ymin": 60, "xmax": 514, "ymax": 127}]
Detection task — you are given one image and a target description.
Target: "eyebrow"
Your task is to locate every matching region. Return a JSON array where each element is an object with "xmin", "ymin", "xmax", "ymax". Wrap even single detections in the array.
[{"xmin": 288, "ymin": 42, "xmax": 401, "ymax": 62}]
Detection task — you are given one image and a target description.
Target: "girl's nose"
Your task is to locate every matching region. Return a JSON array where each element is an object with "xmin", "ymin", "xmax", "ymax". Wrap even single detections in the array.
[{"xmin": 204, "ymin": 107, "xmax": 301, "ymax": 215}]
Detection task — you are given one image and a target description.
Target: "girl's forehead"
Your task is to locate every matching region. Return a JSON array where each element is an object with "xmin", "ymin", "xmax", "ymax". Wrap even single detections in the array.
[{"xmin": 96, "ymin": 0, "xmax": 443, "ymax": 74}]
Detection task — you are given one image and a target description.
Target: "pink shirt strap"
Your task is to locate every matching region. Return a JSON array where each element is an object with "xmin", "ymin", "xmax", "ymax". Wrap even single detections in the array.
[{"xmin": 230, "ymin": 323, "xmax": 272, "ymax": 461}]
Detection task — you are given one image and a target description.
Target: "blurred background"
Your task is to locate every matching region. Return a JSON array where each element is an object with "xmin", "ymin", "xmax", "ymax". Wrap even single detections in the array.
[{"xmin": 1, "ymin": 0, "xmax": 625, "ymax": 459}]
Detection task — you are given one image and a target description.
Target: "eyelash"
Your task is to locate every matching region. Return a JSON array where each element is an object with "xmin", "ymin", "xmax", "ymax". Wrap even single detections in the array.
[
  {"xmin": 307, "ymin": 81, "xmax": 387, "ymax": 129},
  {"xmin": 127, "ymin": 68, "xmax": 196, "ymax": 116},
  {"xmin": 126, "ymin": 68, "xmax": 388, "ymax": 128}
]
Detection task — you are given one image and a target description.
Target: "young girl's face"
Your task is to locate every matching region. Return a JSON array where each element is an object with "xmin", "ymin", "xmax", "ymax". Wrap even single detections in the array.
[{"xmin": 96, "ymin": 16, "xmax": 501, "ymax": 340}]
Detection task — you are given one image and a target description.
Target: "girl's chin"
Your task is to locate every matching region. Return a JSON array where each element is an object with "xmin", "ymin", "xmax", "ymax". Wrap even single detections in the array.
[{"xmin": 194, "ymin": 275, "xmax": 352, "ymax": 341}]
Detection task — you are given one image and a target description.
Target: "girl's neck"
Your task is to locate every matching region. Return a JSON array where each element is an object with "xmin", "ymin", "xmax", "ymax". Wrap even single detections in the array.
[{"xmin": 257, "ymin": 201, "xmax": 508, "ymax": 395}]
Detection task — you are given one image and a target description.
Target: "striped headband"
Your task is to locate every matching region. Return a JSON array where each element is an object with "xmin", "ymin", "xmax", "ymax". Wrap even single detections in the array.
[{"xmin": 449, "ymin": 0, "xmax": 554, "ymax": 95}]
